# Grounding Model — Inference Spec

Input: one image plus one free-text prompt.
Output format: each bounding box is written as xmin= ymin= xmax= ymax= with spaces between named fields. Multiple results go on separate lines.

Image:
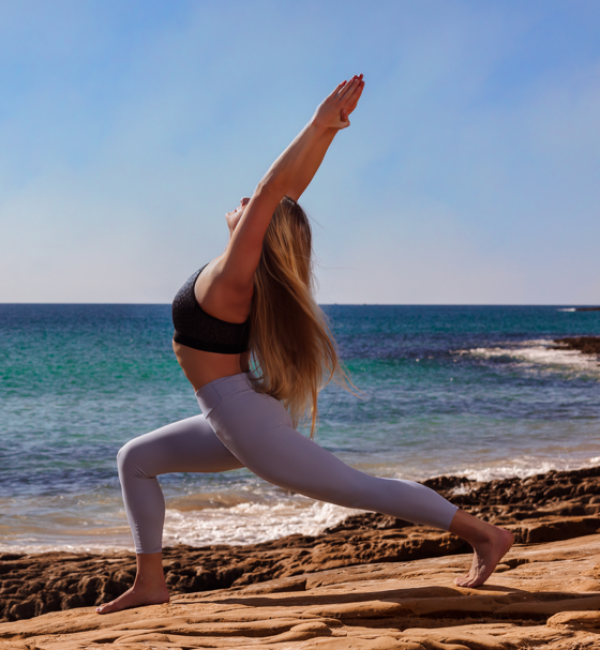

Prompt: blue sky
xmin=1 ymin=0 xmax=599 ymax=304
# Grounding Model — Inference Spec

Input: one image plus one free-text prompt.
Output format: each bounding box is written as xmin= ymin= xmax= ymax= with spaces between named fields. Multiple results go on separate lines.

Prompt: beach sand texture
xmin=3 ymin=466 xmax=600 ymax=648
xmin=2 ymin=534 xmax=600 ymax=649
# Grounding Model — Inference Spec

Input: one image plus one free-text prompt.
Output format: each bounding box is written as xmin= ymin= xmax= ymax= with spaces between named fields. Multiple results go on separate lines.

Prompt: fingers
xmin=328 ymin=79 xmax=347 ymax=99
xmin=338 ymin=80 xmax=364 ymax=119
xmin=316 ymin=75 xmax=363 ymax=130
xmin=327 ymin=75 xmax=363 ymax=105
xmin=345 ymin=80 xmax=364 ymax=112
xmin=337 ymin=74 xmax=362 ymax=100
xmin=341 ymin=75 xmax=364 ymax=105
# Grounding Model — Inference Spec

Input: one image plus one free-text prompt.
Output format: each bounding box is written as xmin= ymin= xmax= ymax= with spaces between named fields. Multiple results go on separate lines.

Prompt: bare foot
xmin=455 ymin=526 xmax=514 ymax=588
xmin=96 ymin=584 xmax=170 ymax=614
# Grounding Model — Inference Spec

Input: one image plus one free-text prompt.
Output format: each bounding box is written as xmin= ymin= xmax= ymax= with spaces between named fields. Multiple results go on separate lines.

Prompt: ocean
xmin=1 ymin=304 xmax=599 ymax=553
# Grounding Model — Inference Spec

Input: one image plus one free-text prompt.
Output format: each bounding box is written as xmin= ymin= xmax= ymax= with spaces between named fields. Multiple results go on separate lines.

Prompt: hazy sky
xmin=1 ymin=0 xmax=599 ymax=304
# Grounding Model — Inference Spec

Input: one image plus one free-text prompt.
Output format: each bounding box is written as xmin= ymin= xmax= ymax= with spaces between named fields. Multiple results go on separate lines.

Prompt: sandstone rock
xmin=3 ymin=534 xmax=600 ymax=649
xmin=3 ymin=465 xmax=600 ymax=624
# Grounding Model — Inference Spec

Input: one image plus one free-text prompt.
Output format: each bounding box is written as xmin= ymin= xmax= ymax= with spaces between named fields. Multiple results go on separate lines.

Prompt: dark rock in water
xmin=575 ymin=307 xmax=600 ymax=312
xmin=4 ymin=464 xmax=600 ymax=623
xmin=552 ymin=336 xmax=600 ymax=356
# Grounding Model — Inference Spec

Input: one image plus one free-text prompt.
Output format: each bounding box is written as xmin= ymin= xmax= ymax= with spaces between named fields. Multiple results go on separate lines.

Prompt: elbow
xmin=253 ymin=179 xmax=269 ymax=196
xmin=254 ymin=177 xmax=287 ymax=203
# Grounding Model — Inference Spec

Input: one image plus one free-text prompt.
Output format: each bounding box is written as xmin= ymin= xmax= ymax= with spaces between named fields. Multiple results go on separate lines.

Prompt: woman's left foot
xmin=96 ymin=583 xmax=170 ymax=614
xmin=455 ymin=526 xmax=514 ymax=588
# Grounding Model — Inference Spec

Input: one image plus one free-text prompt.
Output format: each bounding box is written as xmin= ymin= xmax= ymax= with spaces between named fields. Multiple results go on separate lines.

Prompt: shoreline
xmin=3 ymin=451 xmax=600 ymax=558
xmin=3 ymin=463 xmax=600 ymax=624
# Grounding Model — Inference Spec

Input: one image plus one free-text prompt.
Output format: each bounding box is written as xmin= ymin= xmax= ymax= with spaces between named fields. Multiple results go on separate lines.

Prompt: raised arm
xmin=286 ymin=84 xmax=363 ymax=202
xmin=218 ymin=75 xmax=364 ymax=297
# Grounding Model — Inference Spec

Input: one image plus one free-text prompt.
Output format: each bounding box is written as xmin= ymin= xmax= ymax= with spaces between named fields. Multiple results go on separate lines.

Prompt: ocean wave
xmin=456 ymin=339 xmax=600 ymax=376
xmin=0 ymin=498 xmax=361 ymax=554
xmin=448 ymin=455 xmax=600 ymax=483
xmin=162 ymin=499 xmax=360 ymax=548
xmin=4 ymin=454 xmax=600 ymax=554
xmin=0 ymin=542 xmax=130 ymax=555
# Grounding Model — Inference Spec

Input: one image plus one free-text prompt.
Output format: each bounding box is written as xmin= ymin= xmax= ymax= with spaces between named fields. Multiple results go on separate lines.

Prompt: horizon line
xmin=1 ymin=302 xmax=599 ymax=308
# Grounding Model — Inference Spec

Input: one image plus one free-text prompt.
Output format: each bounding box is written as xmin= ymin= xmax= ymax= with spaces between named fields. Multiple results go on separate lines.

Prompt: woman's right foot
xmin=449 ymin=509 xmax=514 ymax=588
xmin=455 ymin=526 xmax=514 ymax=588
xmin=96 ymin=584 xmax=170 ymax=614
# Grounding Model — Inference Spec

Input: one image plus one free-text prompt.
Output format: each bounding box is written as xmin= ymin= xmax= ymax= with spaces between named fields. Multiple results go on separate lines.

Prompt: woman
xmin=97 ymin=75 xmax=513 ymax=615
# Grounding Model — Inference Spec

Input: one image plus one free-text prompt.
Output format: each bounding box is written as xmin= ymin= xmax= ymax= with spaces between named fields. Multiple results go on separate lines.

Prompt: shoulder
xmin=194 ymin=255 xmax=253 ymax=323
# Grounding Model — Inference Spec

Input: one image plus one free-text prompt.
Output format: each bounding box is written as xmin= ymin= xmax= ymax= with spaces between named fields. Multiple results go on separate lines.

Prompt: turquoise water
xmin=1 ymin=304 xmax=599 ymax=551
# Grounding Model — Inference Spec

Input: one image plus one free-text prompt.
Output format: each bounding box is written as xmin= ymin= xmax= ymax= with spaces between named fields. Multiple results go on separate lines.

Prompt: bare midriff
xmin=173 ymin=341 xmax=251 ymax=392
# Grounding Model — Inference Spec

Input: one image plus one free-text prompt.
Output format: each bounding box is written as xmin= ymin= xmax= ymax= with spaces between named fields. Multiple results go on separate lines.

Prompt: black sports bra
xmin=172 ymin=265 xmax=251 ymax=354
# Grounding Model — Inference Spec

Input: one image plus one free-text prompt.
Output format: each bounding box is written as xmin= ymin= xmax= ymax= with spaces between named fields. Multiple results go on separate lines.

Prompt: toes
xmin=456 ymin=567 xmax=481 ymax=587
xmin=96 ymin=601 xmax=117 ymax=615
xmin=458 ymin=577 xmax=476 ymax=588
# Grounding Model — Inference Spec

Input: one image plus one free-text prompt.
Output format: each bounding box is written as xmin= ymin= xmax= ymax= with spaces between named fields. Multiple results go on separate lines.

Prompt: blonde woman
xmin=97 ymin=75 xmax=513 ymax=615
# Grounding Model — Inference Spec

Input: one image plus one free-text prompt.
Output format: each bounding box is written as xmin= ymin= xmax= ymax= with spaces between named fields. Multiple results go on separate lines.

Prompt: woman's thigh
xmin=204 ymin=389 xmax=457 ymax=530
xmin=206 ymin=391 xmax=372 ymax=500
xmin=118 ymin=414 xmax=245 ymax=478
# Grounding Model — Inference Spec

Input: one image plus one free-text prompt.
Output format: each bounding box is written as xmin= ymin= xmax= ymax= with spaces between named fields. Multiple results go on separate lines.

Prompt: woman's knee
xmin=117 ymin=437 xmax=149 ymax=479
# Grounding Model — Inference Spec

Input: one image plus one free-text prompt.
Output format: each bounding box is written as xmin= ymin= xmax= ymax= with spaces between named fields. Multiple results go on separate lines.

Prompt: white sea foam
xmin=0 ymin=499 xmax=361 ymax=555
xmin=3 ymin=455 xmax=600 ymax=555
xmin=0 ymin=542 xmax=131 ymax=555
xmin=450 ymin=484 xmax=471 ymax=496
xmin=558 ymin=308 xmax=577 ymax=312
xmin=162 ymin=499 xmax=360 ymax=548
xmin=457 ymin=338 xmax=600 ymax=376
xmin=448 ymin=455 xmax=600 ymax=483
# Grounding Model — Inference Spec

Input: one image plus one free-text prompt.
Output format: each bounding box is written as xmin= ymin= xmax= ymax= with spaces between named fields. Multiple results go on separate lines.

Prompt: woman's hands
xmin=217 ymin=75 xmax=365 ymax=296
xmin=313 ymin=74 xmax=365 ymax=130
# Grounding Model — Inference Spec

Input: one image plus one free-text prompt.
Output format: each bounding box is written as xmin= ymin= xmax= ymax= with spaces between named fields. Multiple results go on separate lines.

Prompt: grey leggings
xmin=118 ymin=372 xmax=458 ymax=554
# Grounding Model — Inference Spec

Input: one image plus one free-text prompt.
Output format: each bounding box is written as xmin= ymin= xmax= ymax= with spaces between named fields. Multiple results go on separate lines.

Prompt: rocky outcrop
xmin=3 ymin=534 xmax=600 ymax=649
xmin=2 ymin=465 xmax=600 ymax=624
xmin=553 ymin=336 xmax=600 ymax=355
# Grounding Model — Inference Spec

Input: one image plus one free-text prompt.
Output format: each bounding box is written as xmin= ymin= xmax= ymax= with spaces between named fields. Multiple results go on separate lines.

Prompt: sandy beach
xmin=3 ymin=464 xmax=600 ymax=648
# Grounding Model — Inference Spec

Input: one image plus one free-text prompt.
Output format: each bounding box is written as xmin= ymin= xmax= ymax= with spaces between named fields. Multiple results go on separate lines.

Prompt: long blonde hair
xmin=250 ymin=196 xmax=351 ymax=437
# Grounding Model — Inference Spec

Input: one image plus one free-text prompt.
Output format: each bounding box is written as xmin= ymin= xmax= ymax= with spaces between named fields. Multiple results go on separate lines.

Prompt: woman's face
xmin=225 ymin=197 xmax=250 ymax=234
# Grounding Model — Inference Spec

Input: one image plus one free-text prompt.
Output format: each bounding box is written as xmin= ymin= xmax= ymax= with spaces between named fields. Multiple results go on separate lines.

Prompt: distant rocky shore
xmin=553 ymin=336 xmax=600 ymax=355
xmin=3 ymin=464 xmax=600 ymax=623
